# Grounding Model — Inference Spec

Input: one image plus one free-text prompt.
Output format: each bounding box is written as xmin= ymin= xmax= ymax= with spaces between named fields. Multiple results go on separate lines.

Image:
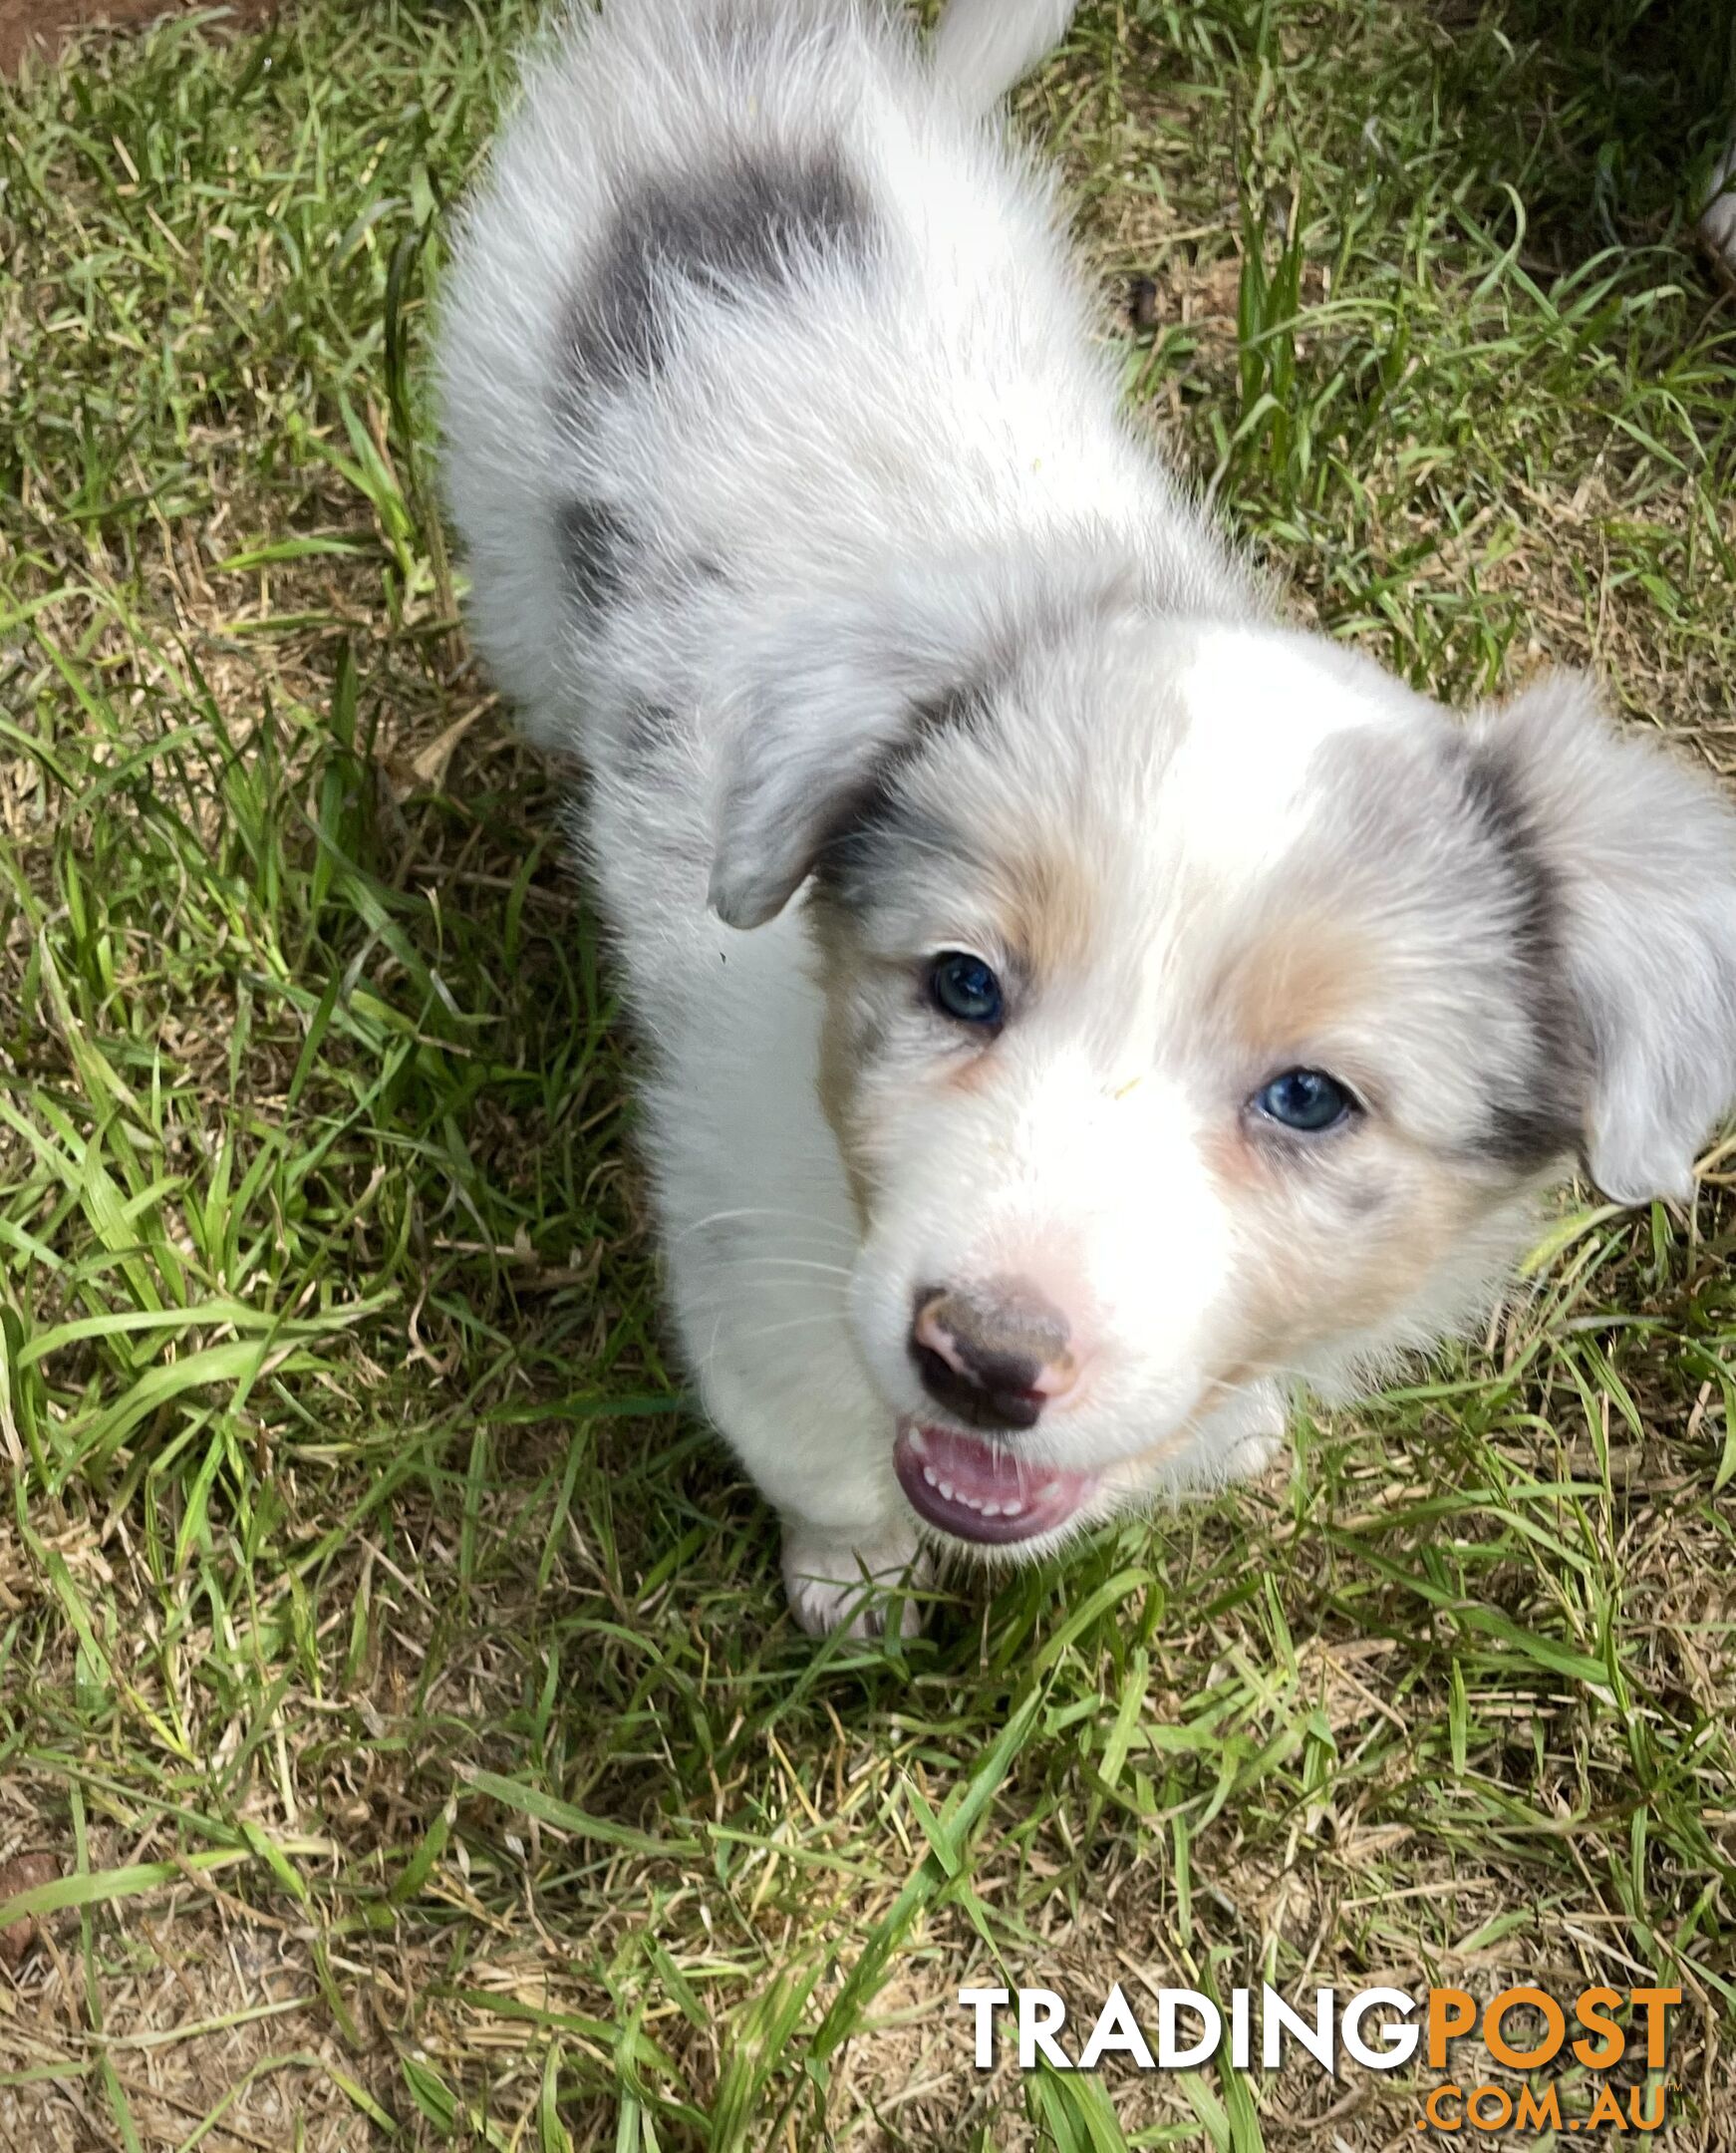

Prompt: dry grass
xmin=2 ymin=1 xmax=1735 ymax=2146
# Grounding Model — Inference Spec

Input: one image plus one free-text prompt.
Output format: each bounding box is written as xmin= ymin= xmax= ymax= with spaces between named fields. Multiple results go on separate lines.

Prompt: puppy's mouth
xmin=893 ymin=1420 xmax=1097 ymax=1545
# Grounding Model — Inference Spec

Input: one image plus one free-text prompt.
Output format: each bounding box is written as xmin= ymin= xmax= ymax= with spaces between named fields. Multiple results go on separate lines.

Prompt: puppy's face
xmin=711 ymin=593 xmax=1736 ymax=1558
xmin=802 ymin=622 xmax=1562 ymax=1548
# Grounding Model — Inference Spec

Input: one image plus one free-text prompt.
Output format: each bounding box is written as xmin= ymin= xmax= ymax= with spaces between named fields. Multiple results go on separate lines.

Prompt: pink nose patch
xmin=911 ymin=1281 xmax=1076 ymax=1389
xmin=894 ymin=1420 xmax=1097 ymax=1544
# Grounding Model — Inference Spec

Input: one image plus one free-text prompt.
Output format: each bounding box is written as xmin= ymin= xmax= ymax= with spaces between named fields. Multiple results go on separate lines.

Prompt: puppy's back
xmin=436 ymin=4 xmax=924 ymax=730
xmin=436 ymin=0 xmax=1146 ymax=758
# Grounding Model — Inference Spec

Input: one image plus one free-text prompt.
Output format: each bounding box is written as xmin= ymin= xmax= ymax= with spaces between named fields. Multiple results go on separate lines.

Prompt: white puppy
xmin=438 ymin=0 xmax=1736 ymax=1637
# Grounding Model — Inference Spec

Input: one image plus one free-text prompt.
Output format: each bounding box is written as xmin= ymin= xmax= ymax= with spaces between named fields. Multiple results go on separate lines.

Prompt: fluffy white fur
xmin=438 ymin=0 xmax=1736 ymax=1638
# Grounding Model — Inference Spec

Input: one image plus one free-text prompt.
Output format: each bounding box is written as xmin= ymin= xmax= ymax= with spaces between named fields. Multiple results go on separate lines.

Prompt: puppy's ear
xmin=1470 ymin=673 xmax=1736 ymax=1204
xmin=706 ymin=553 xmax=1119 ymax=930
xmin=705 ymin=588 xmax=951 ymax=930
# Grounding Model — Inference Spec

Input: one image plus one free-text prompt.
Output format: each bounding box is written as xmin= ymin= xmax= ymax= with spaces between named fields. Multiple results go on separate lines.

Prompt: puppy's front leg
xmin=780 ymin=1518 xmax=933 ymax=1641
xmin=1702 ymin=129 xmax=1736 ymax=286
xmin=675 ymin=1283 xmax=929 ymax=1637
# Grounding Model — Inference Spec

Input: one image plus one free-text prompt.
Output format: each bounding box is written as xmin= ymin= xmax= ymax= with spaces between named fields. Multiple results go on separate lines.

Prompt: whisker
xmin=718 ymin=1255 xmax=855 ymax=1280
xmin=725 ymin=1313 xmax=854 ymax=1348
xmin=717 ymin=1235 xmax=860 ymax=1259
xmin=674 ymin=1205 xmax=857 ymax=1247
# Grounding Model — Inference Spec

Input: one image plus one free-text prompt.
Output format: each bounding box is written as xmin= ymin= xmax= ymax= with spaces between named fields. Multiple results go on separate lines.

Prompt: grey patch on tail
xmin=565 ymin=146 xmax=877 ymax=388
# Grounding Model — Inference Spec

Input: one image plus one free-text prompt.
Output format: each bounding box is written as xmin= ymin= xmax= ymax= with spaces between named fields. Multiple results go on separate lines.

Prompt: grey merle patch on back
xmin=626 ymin=697 xmax=689 ymax=757
xmin=566 ymin=146 xmax=876 ymax=388
xmin=557 ymin=497 xmax=635 ymax=612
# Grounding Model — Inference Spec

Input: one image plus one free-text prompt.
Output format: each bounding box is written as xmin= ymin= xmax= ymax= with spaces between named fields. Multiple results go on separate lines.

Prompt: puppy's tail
xmin=928 ymin=0 xmax=1077 ymax=109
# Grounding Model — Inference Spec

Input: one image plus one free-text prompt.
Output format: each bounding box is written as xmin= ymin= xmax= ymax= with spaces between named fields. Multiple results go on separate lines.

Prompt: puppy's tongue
xmin=894 ymin=1420 xmax=1096 ymax=1544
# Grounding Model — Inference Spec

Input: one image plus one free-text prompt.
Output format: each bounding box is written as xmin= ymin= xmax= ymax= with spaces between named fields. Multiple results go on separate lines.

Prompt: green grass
xmin=2 ymin=0 xmax=1735 ymax=2145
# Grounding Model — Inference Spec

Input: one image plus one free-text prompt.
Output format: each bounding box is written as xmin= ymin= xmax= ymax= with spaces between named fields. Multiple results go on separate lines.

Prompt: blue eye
xmin=928 ymin=951 xmax=1003 ymax=1027
xmin=1252 ymin=1068 xmax=1355 ymax=1133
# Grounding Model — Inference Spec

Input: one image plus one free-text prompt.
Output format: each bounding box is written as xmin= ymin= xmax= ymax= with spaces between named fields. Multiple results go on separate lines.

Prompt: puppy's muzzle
xmin=909 ymin=1279 xmax=1077 ymax=1431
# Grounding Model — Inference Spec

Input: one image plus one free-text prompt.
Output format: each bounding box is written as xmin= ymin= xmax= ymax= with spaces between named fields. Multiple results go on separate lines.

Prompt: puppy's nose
xmin=910 ymin=1279 xmax=1077 ymax=1432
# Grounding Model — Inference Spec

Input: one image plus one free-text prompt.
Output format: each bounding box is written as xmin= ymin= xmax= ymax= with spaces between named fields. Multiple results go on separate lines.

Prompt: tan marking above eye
xmin=1211 ymin=915 xmax=1380 ymax=1067
xmin=996 ymin=837 xmax=1099 ymax=986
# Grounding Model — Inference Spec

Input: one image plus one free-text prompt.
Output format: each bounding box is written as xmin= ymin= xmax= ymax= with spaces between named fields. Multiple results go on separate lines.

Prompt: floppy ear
xmin=1470 ymin=673 xmax=1736 ymax=1204
xmin=705 ymin=585 xmax=964 ymax=930
xmin=706 ymin=551 xmax=1125 ymax=930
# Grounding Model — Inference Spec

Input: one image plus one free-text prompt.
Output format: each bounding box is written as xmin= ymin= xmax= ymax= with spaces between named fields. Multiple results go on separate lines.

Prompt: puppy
xmin=437 ymin=0 xmax=1736 ymax=1637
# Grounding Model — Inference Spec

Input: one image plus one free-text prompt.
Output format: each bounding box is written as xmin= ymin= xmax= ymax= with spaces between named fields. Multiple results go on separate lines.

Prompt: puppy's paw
xmin=1214 ymin=1385 xmax=1292 ymax=1486
xmin=1700 ymin=139 xmax=1736 ymax=288
xmin=1224 ymin=1427 xmax=1289 ymax=1484
xmin=781 ymin=1523 xmax=932 ymax=1640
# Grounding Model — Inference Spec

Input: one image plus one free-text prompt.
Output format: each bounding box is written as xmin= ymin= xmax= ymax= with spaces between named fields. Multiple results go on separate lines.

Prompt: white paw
xmin=1700 ymin=140 xmax=1736 ymax=286
xmin=781 ymin=1523 xmax=932 ymax=1639
xmin=1223 ymin=1426 xmax=1289 ymax=1483
xmin=1213 ymin=1384 xmax=1292 ymax=1485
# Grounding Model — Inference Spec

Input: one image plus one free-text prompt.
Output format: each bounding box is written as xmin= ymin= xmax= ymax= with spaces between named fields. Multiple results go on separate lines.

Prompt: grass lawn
xmin=3 ymin=0 xmax=1735 ymax=2145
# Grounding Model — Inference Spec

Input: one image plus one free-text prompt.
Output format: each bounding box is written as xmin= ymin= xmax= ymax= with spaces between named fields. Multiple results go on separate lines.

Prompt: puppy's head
xmin=708 ymin=561 xmax=1736 ymax=1554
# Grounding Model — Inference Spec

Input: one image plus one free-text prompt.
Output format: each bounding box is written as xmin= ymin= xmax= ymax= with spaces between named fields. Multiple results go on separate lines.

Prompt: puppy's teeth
xmin=939 ymin=1479 xmax=955 ymax=1500
xmin=981 ymin=1502 xmax=1001 ymax=1518
xmin=923 ymin=1467 xmax=939 ymax=1488
xmin=906 ymin=1428 xmax=928 ymax=1457
xmin=1003 ymin=1499 xmax=1022 ymax=1516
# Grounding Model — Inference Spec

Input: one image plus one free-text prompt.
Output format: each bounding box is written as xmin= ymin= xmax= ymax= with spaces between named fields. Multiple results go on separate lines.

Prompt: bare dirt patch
xmin=0 ymin=0 xmax=277 ymax=75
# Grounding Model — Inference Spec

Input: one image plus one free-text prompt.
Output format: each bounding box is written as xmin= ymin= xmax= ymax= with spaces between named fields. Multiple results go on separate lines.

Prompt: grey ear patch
xmin=707 ymin=824 xmax=820 ymax=932
xmin=567 ymin=146 xmax=876 ymax=389
xmin=1466 ymin=674 xmax=1736 ymax=1206
xmin=1454 ymin=737 xmax=1590 ymax=1173
xmin=704 ymin=550 xmax=1135 ymax=932
xmin=706 ymin=748 xmax=873 ymax=930
xmin=708 ymin=685 xmax=985 ymax=931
